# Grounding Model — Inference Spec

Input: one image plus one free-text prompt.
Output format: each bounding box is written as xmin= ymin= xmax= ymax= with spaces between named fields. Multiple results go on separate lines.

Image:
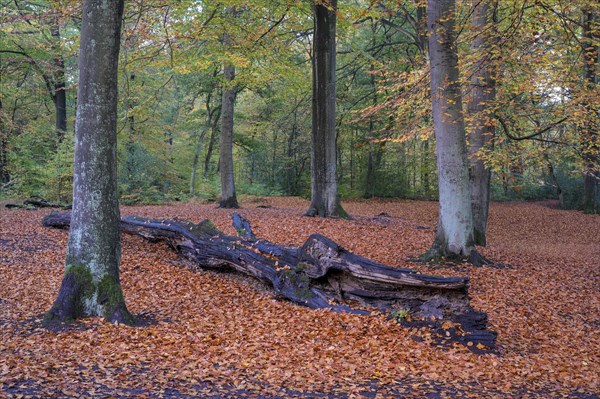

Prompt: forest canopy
xmin=1 ymin=0 xmax=598 ymax=212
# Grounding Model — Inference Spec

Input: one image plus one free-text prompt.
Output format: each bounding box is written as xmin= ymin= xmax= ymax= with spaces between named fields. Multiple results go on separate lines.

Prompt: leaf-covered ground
xmin=0 ymin=197 xmax=598 ymax=398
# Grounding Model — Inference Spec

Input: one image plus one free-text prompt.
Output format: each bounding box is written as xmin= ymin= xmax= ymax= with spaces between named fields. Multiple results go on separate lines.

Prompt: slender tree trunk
xmin=467 ymin=0 xmax=498 ymax=245
xmin=0 ymin=135 xmax=7 ymax=185
xmin=365 ymin=41 xmax=379 ymax=199
xmin=415 ymin=3 xmax=428 ymax=57
xmin=53 ymin=69 xmax=67 ymax=142
xmin=349 ymin=129 xmax=355 ymax=191
xmin=417 ymin=3 xmax=430 ymax=198
xmin=286 ymin=108 xmax=298 ymax=195
xmin=271 ymin=128 xmax=278 ymax=187
xmin=306 ymin=0 xmax=346 ymax=218
xmin=190 ymin=92 xmax=215 ymax=195
xmin=365 ymin=148 xmax=375 ymax=198
xmin=398 ymin=142 xmax=407 ymax=192
xmin=204 ymin=109 xmax=219 ymax=178
xmin=365 ymin=143 xmax=385 ymax=198
xmin=218 ymin=63 xmax=239 ymax=208
xmin=545 ymin=154 xmax=564 ymax=208
xmin=582 ymin=8 xmax=599 ymax=214
xmin=421 ymin=138 xmax=430 ymax=195
xmin=51 ymin=22 xmax=67 ymax=143
xmin=426 ymin=0 xmax=478 ymax=261
xmin=124 ymin=72 xmax=136 ymax=185
xmin=0 ymin=100 xmax=9 ymax=185
xmin=46 ymin=0 xmax=132 ymax=324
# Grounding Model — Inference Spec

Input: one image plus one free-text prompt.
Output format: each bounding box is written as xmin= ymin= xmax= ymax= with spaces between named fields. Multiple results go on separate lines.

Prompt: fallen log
xmin=6 ymin=197 xmax=71 ymax=210
xmin=43 ymin=211 xmax=496 ymax=349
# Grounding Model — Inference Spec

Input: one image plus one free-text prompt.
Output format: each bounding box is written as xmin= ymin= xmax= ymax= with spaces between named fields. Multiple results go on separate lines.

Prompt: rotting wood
xmin=43 ymin=211 xmax=497 ymax=349
xmin=6 ymin=197 xmax=70 ymax=210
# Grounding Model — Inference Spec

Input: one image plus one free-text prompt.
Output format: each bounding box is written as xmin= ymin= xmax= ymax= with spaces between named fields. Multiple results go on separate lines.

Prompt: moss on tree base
xmin=46 ymin=264 xmax=134 ymax=325
xmin=46 ymin=264 xmax=94 ymax=321
xmin=97 ymin=275 xmax=134 ymax=324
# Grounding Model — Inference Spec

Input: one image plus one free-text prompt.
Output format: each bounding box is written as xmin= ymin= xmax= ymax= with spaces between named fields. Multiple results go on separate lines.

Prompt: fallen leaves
xmin=0 ymin=197 xmax=598 ymax=397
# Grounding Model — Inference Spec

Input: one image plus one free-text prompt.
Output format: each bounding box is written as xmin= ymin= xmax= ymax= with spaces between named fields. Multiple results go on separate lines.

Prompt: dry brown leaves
xmin=0 ymin=197 xmax=598 ymax=398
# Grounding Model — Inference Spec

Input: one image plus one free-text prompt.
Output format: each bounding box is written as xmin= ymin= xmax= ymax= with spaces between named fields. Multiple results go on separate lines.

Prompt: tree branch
xmin=497 ymin=115 xmax=569 ymax=141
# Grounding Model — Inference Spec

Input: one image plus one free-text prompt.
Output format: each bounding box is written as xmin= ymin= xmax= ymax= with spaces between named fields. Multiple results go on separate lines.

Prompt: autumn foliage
xmin=0 ymin=197 xmax=598 ymax=398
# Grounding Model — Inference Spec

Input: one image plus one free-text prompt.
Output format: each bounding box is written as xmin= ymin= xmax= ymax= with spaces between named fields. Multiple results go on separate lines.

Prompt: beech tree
xmin=0 ymin=101 xmax=8 ymax=185
xmin=425 ymin=0 xmax=481 ymax=262
xmin=306 ymin=0 xmax=346 ymax=217
xmin=46 ymin=0 xmax=132 ymax=323
xmin=581 ymin=7 xmax=599 ymax=214
xmin=218 ymin=6 xmax=240 ymax=209
xmin=219 ymin=62 xmax=239 ymax=208
xmin=50 ymin=17 xmax=67 ymax=143
xmin=467 ymin=0 xmax=498 ymax=245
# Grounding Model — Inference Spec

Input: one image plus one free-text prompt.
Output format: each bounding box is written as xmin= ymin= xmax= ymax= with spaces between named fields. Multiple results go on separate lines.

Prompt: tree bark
xmin=306 ymin=0 xmax=346 ymax=218
xmin=51 ymin=21 xmax=67 ymax=143
xmin=364 ymin=39 xmax=382 ymax=199
xmin=0 ymin=100 xmax=9 ymax=185
xmin=426 ymin=0 xmax=480 ymax=262
xmin=467 ymin=0 xmax=498 ymax=245
xmin=581 ymin=8 xmax=599 ymax=214
xmin=204 ymin=103 xmax=220 ymax=178
xmin=218 ymin=63 xmax=239 ymax=208
xmin=124 ymin=72 xmax=136 ymax=186
xmin=190 ymin=91 xmax=217 ymax=195
xmin=43 ymin=211 xmax=497 ymax=348
xmin=46 ymin=0 xmax=132 ymax=324
xmin=0 ymin=132 xmax=7 ymax=185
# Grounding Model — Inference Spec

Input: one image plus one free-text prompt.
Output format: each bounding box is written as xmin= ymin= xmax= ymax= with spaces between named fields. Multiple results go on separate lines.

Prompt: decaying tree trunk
xmin=43 ymin=211 xmax=496 ymax=348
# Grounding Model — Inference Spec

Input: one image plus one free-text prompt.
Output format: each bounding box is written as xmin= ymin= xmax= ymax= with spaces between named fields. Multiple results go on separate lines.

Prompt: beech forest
xmin=0 ymin=1 xmax=598 ymax=398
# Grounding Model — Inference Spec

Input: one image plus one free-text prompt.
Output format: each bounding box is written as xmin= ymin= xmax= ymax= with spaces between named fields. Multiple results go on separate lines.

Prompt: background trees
xmin=0 ymin=0 xmax=597 ymax=214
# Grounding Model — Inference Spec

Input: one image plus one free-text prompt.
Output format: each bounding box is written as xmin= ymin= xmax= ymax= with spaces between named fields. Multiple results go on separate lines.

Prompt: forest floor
xmin=0 ymin=197 xmax=598 ymax=399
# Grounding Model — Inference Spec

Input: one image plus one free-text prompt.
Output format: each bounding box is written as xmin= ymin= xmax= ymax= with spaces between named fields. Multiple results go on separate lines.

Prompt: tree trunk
xmin=0 ymin=100 xmax=9 ymax=185
xmin=51 ymin=22 xmax=67 ymax=143
xmin=421 ymin=138 xmax=430 ymax=196
xmin=53 ymin=71 xmax=67 ymax=142
xmin=426 ymin=0 xmax=480 ymax=262
xmin=364 ymin=45 xmax=380 ymax=199
xmin=306 ymin=0 xmax=346 ymax=218
xmin=190 ymin=92 xmax=216 ymax=195
xmin=286 ymin=107 xmax=298 ymax=195
xmin=43 ymin=211 xmax=497 ymax=349
xmin=467 ymin=0 xmax=498 ymax=245
xmin=581 ymin=8 xmax=599 ymax=214
xmin=46 ymin=0 xmax=132 ymax=324
xmin=0 ymin=133 xmax=7 ymax=185
xmin=365 ymin=142 xmax=384 ymax=199
xmin=545 ymin=154 xmax=564 ymax=208
xmin=415 ymin=3 xmax=428 ymax=57
xmin=204 ymin=103 xmax=220 ymax=178
xmin=124 ymin=72 xmax=136 ymax=186
xmin=218 ymin=63 xmax=239 ymax=208
xmin=365 ymin=148 xmax=376 ymax=198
